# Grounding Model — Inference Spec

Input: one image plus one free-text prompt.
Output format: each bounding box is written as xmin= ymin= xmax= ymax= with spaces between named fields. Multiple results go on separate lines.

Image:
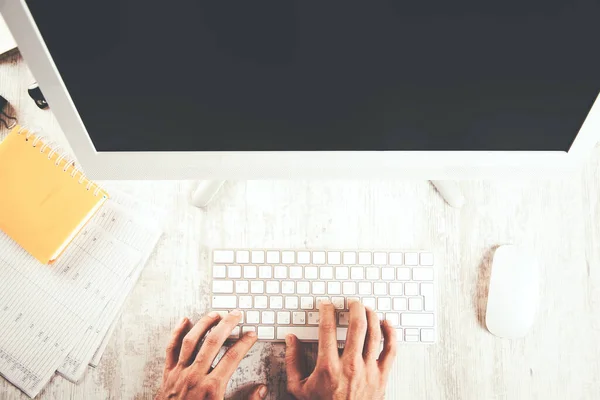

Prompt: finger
xmin=363 ymin=307 xmax=382 ymax=363
xmin=165 ymin=317 xmax=193 ymax=370
xmin=211 ymin=331 xmax=258 ymax=381
xmin=193 ymin=310 xmax=243 ymax=372
xmin=285 ymin=334 xmax=304 ymax=394
xmin=178 ymin=311 xmax=222 ymax=366
xmin=378 ymin=320 xmax=398 ymax=379
xmin=343 ymin=300 xmax=368 ymax=359
xmin=317 ymin=300 xmax=339 ymax=362
xmin=247 ymin=384 xmax=268 ymax=400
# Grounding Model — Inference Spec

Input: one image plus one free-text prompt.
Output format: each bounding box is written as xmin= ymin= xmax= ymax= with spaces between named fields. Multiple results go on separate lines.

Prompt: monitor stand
xmin=192 ymin=180 xmax=465 ymax=209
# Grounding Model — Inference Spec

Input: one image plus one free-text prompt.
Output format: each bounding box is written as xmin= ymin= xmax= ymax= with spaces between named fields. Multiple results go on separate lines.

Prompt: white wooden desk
xmin=1 ymin=52 xmax=600 ymax=400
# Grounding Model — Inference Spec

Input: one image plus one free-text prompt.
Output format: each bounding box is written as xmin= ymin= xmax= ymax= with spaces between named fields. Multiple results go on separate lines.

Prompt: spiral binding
xmin=14 ymin=126 xmax=105 ymax=197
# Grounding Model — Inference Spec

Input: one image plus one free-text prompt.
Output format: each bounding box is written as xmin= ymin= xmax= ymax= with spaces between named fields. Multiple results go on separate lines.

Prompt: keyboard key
xmin=254 ymin=296 xmax=268 ymax=309
xmin=405 ymin=252 xmax=418 ymax=266
xmin=242 ymin=326 xmax=256 ymax=334
xmin=258 ymin=265 xmax=272 ymax=279
xmin=328 ymin=251 xmax=341 ymax=265
xmin=277 ymin=311 xmax=291 ymax=324
xmin=366 ymin=267 xmax=379 ymax=280
xmin=421 ymin=329 xmax=435 ymax=342
xmin=213 ymin=265 xmax=227 ymax=278
xmin=401 ymin=313 xmax=434 ymax=327
xmin=262 ymin=311 xmax=275 ymax=324
xmin=327 ymin=281 xmax=341 ymax=295
xmin=378 ymin=298 xmax=391 ymax=311
xmin=343 ymin=252 xmax=357 ymax=265
xmin=305 ymin=266 xmax=318 ymax=279
xmin=342 ymin=282 xmax=356 ymax=295
xmin=312 ymin=281 xmax=326 ymax=295
xmin=235 ymin=281 xmax=249 ymax=293
xmin=281 ymin=251 xmax=295 ymax=264
xmin=332 ymin=297 xmax=345 ymax=309
xmin=390 ymin=282 xmax=403 ymax=296
xmin=393 ymin=298 xmax=407 ymax=311
xmin=274 ymin=266 xmax=287 ymax=279
xmin=236 ymin=250 xmax=250 ymax=264
xmin=276 ymin=327 xmax=348 ymax=341
xmin=250 ymin=281 xmax=264 ymax=293
xmin=297 ymin=281 xmax=310 ymax=294
xmin=413 ymin=268 xmax=434 ymax=281
xmin=421 ymin=283 xmax=435 ymax=311
xmin=297 ymin=251 xmax=311 ymax=264
xmin=405 ymin=335 xmax=419 ymax=342
xmin=313 ymin=251 xmax=326 ymax=264
xmin=362 ymin=297 xmax=376 ymax=310
xmin=251 ymin=250 xmax=265 ymax=264
xmin=307 ymin=312 xmax=320 ymax=325
xmin=374 ymin=282 xmax=387 ymax=295
xmin=293 ymin=311 xmax=306 ymax=324
xmin=212 ymin=296 xmax=236 ymax=308
xmin=385 ymin=313 xmax=400 ymax=327
xmin=346 ymin=297 xmax=360 ymax=307
xmin=243 ymin=265 xmax=257 ymax=279
xmin=266 ymin=281 xmax=280 ymax=294
xmin=389 ymin=252 xmax=403 ymax=265
xmin=246 ymin=311 xmax=260 ymax=324
xmin=358 ymin=282 xmax=372 ymax=295
xmin=320 ymin=266 xmax=334 ymax=280
xmin=396 ymin=329 xmax=403 ymax=342
xmin=420 ymin=253 xmax=434 ymax=266
xmin=213 ymin=280 xmax=234 ymax=293
xmin=214 ymin=310 xmax=229 ymax=319
xmin=289 ymin=266 xmax=303 ymax=279
xmin=239 ymin=296 xmax=253 ymax=309
xmin=316 ymin=297 xmax=330 ymax=308
xmin=282 ymin=281 xmax=295 ymax=294
xmin=351 ymin=267 xmax=364 ymax=280
xmin=301 ymin=297 xmax=314 ymax=309
xmin=270 ymin=296 xmax=283 ymax=309
xmin=266 ymin=250 xmax=280 ymax=264
xmin=335 ymin=266 xmax=349 ymax=280
xmin=409 ymin=297 xmax=423 ymax=311
xmin=338 ymin=312 xmax=350 ymax=325
xmin=373 ymin=252 xmax=387 ymax=265
xmin=405 ymin=283 xmax=419 ymax=296
xmin=377 ymin=312 xmax=384 ymax=320
xmin=358 ymin=252 xmax=372 ymax=265
xmin=213 ymin=250 xmax=234 ymax=264
xmin=229 ymin=326 xmax=240 ymax=339
xmin=228 ymin=265 xmax=241 ymax=279
xmin=258 ymin=326 xmax=275 ymax=339
xmin=381 ymin=267 xmax=395 ymax=281
xmin=405 ymin=328 xmax=419 ymax=336
xmin=396 ymin=267 xmax=411 ymax=280
xmin=285 ymin=296 xmax=299 ymax=309
xmin=214 ymin=250 xmax=234 ymax=263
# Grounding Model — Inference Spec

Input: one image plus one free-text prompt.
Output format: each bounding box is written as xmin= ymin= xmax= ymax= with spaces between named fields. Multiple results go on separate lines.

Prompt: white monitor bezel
xmin=2 ymin=0 xmax=599 ymax=179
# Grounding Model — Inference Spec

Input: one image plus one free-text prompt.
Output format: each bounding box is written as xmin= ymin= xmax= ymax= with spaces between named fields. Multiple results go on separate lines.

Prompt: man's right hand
xmin=284 ymin=300 xmax=397 ymax=400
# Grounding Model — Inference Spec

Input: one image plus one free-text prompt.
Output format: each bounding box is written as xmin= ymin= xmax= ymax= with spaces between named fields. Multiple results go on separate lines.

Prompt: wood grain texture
xmin=1 ymin=51 xmax=600 ymax=400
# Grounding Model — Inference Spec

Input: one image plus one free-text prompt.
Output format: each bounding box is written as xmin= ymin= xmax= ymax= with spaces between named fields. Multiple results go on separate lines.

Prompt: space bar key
xmin=277 ymin=327 xmax=348 ymax=341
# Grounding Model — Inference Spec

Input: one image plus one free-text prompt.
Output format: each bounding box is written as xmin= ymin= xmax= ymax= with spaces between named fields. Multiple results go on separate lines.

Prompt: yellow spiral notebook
xmin=0 ymin=126 xmax=109 ymax=264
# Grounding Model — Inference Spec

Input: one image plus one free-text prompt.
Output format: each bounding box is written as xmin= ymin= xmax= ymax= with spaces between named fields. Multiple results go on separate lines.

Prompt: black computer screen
xmin=26 ymin=0 xmax=600 ymax=151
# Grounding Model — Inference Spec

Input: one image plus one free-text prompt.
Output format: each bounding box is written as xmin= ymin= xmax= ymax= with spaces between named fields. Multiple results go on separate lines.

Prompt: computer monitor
xmin=2 ymin=0 xmax=599 ymax=179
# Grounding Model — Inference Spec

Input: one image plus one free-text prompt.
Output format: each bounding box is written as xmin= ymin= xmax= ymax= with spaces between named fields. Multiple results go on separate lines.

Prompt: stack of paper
xmin=0 ymin=190 xmax=163 ymax=397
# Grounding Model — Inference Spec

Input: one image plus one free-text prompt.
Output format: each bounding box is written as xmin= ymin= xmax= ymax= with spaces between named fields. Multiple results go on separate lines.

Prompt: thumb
xmin=247 ymin=384 xmax=268 ymax=400
xmin=285 ymin=334 xmax=303 ymax=393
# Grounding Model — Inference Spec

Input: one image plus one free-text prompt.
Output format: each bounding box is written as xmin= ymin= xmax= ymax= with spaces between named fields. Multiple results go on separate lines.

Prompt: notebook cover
xmin=0 ymin=127 xmax=108 ymax=264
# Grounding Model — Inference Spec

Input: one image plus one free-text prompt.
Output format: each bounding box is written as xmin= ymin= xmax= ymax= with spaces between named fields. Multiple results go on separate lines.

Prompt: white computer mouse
xmin=485 ymin=245 xmax=539 ymax=338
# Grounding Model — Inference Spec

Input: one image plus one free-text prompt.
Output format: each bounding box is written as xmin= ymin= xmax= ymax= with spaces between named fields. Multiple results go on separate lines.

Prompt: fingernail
xmin=319 ymin=299 xmax=331 ymax=306
xmin=180 ymin=317 xmax=188 ymax=326
xmin=207 ymin=311 xmax=218 ymax=318
xmin=230 ymin=309 xmax=241 ymax=316
xmin=285 ymin=334 xmax=294 ymax=346
xmin=259 ymin=385 xmax=268 ymax=398
xmin=247 ymin=330 xmax=257 ymax=338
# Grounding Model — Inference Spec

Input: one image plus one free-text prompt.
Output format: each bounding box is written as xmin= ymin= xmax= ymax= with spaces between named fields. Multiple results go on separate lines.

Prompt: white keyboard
xmin=210 ymin=249 xmax=436 ymax=344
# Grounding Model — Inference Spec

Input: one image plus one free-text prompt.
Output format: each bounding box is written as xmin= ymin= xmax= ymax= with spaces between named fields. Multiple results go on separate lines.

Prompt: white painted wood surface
xmin=1 ymin=51 xmax=600 ymax=400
